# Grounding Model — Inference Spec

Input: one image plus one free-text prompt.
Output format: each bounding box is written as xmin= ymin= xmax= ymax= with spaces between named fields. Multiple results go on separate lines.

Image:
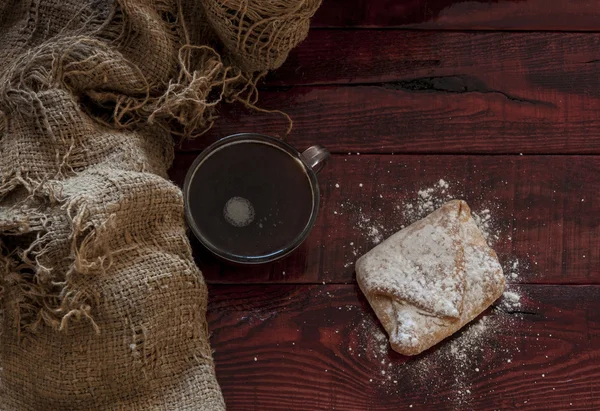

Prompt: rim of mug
xmin=182 ymin=133 xmax=321 ymax=265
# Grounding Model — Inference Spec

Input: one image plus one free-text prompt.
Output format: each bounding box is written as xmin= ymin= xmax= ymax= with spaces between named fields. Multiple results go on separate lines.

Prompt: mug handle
xmin=301 ymin=146 xmax=329 ymax=174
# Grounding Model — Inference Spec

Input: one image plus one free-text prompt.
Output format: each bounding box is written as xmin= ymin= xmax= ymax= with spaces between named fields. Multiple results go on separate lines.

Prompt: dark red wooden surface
xmin=207 ymin=284 xmax=600 ymax=410
xmin=178 ymin=85 xmax=600 ymax=154
xmin=169 ymin=3 xmax=600 ymax=410
xmin=266 ymin=31 xmax=600 ymax=88
xmin=311 ymin=0 xmax=600 ymax=30
xmin=177 ymin=31 xmax=600 ymax=154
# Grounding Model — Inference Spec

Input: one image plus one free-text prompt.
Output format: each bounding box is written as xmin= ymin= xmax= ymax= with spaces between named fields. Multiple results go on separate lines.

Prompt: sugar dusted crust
xmin=356 ymin=200 xmax=505 ymax=356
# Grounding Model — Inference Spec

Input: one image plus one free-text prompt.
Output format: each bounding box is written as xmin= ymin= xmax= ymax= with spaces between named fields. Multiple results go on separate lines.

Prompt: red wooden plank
xmin=177 ymin=85 xmax=600 ymax=154
xmin=176 ymin=31 xmax=600 ymax=154
xmin=311 ymin=0 xmax=600 ymax=30
xmin=171 ymin=154 xmax=599 ymax=285
xmin=267 ymin=31 xmax=600 ymax=87
xmin=207 ymin=284 xmax=600 ymax=410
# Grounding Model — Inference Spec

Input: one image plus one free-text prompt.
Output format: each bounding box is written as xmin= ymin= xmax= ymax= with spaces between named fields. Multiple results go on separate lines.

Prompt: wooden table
xmin=169 ymin=2 xmax=600 ymax=409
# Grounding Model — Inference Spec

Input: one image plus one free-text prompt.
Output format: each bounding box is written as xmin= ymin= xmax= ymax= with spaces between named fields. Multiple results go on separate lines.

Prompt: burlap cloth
xmin=0 ymin=0 xmax=320 ymax=409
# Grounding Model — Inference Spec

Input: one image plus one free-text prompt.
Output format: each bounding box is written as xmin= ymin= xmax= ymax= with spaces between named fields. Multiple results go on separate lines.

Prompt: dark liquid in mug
xmin=187 ymin=141 xmax=314 ymax=259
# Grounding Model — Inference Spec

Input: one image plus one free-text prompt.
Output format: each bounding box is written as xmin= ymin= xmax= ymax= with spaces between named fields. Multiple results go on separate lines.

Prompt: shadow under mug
xmin=183 ymin=133 xmax=329 ymax=264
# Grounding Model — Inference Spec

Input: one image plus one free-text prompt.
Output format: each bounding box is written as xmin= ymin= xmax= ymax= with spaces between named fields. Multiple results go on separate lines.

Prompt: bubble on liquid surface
xmin=223 ymin=197 xmax=255 ymax=227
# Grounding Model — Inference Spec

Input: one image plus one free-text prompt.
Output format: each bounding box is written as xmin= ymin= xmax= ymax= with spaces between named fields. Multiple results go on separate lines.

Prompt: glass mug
xmin=183 ymin=133 xmax=329 ymax=264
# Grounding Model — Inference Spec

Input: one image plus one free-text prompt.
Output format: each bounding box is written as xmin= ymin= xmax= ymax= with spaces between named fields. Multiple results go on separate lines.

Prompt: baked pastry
xmin=356 ymin=200 xmax=505 ymax=356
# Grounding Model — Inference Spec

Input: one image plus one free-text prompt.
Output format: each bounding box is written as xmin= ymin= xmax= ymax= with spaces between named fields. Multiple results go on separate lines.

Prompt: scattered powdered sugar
xmin=505 ymin=258 xmax=524 ymax=282
xmin=509 ymin=262 xmax=519 ymax=280
xmin=403 ymin=180 xmax=500 ymax=247
xmin=366 ymin=227 xmax=384 ymax=245
xmin=449 ymin=318 xmax=489 ymax=362
xmin=499 ymin=291 xmax=522 ymax=310
xmin=338 ymin=207 xmax=387 ymax=264
xmin=353 ymin=308 xmax=522 ymax=409
xmin=498 ymin=257 xmax=528 ymax=312
xmin=337 ymin=178 xmax=508 ymax=269
xmin=411 ymin=309 xmax=523 ymax=409
xmin=404 ymin=179 xmax=454 ymax=223
xmin=497 ymin=258 xmax=526 ymax=312
xmin=472 ymin=209 xmax=499 ymax=244
xmin=373 ymin=325 xmax=389 ymax=355
xmin=355 ymin=316 xmax=391 ymax=363
xmin=351 ymin=284 xmax=529 ymax=408
xmin=355 ymin=214 xmax=384 ymax=245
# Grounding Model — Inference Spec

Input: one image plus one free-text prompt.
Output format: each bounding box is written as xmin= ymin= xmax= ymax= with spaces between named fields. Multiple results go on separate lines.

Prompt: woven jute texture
xmin=0 ymin=0 xmax=320 ymax=409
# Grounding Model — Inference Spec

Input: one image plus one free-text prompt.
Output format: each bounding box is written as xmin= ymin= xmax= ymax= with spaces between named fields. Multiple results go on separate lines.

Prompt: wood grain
xmin=177 ymin=85 xmax=600 ymax=154
xmin=176 ymin=31 xmax=600 ymax=154
xmin=179 ymin=40 xmax=600 ymax=154
xmin=208 ymin=284 xmax=600 ymax=410
xmin=266 ymin=31 xmax=600 ymax=87
xmin=311 ymin=0 xmax=600 ymax=30
xmin=171 ymin=154 xmax=599 ymax=285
